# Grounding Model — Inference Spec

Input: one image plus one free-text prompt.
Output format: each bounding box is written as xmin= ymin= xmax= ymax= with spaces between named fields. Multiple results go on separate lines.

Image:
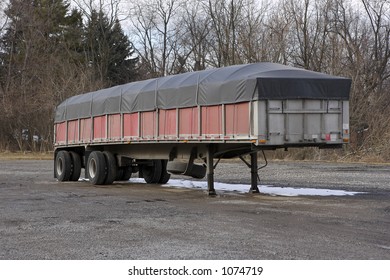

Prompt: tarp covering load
xmin=55 ymin=62 xmax=351 ymax=122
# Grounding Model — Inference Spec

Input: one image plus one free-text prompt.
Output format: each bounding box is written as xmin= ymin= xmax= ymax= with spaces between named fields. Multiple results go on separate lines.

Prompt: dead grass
xmin=0 ymin=151 xmax=53 ymax=160
xmin=0 ymin=147 xmax=388 ymax=164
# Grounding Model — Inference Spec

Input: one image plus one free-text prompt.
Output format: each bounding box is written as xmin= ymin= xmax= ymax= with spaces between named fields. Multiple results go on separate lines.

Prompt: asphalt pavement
xmin=0 ymin=159 xmax=389 ymax=259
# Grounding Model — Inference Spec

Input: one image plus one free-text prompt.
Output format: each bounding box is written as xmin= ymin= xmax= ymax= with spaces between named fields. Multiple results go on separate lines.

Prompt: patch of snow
xmin=376 ymin=245 xmax=390 ymax=250
xmin=129 ymin=178 xmax=364 ymax=197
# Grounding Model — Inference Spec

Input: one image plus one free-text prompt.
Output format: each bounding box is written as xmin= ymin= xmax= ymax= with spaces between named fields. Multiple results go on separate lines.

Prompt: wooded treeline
xmin=0 ymin=0 xmax=389 ymax=161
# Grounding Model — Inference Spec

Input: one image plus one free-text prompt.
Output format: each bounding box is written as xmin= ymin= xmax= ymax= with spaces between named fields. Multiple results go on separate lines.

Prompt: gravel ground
xmin=0 ymin=159 xmax=389 ymax=259
xmin=215 ymin=160 xmax=390 ymax=192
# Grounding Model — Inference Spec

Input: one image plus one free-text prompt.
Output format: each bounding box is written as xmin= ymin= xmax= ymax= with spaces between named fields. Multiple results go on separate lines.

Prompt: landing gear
xmin=204 ymin=148 xmax=267 ymax=195
xmin=239 ymin=150 xmax=267 ymax=194
xmin=250 ymin=153 xmax=260 ymax=193
xmin=206 ymin=145 xmax=216 ymax=196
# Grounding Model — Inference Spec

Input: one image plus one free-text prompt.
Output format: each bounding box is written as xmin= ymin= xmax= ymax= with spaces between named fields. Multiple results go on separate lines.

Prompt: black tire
xmin=115 ymin=166 xmax=132 ymax=181
xmin=87 ymin=151 xmax=107 ymax=185
xmin=142 ymin=160 xmax=162 ymax=184
xmin=103 ymin=151 xmax=117 ymax=185
xmin=55 ymin=151 xmax=72 ymax=182
xmin=69 ymin=151 xmax=81 ymax=181
xmin=158 ymin=160 xmax=171 ymax=184
xmin=121 ymin=166 xmax=132 ymax=181
xmin=115 ymin=168 xmax=124 ymax=181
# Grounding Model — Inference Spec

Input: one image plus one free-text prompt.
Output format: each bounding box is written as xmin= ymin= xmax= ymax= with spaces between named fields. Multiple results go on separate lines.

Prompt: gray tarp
xmin=55 ymin=62 xmax=351 ymax=122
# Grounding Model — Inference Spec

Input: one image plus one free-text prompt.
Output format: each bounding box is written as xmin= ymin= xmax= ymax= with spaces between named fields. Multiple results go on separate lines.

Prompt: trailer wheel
xmin=158 ymin=160 xmax=171 ymax=184
xmin=87 ymin=151 xmax=107 ymax=185
xmin=121 ymin=166 xmax=132 ymax=181
xmin=115 ymin=168 xmax=124 ymax=181
xmin=142 ymin=160 xmax=162 ymax=184
xmin=115 ymin=166 xmax=132 ymax=181
xmin=55 ymin=151 xmax=72 ymax=182
xmin=103 ymin=151 xmax=117 ymax=185
xmin=69 ymin=151 xmax=81 ymax=181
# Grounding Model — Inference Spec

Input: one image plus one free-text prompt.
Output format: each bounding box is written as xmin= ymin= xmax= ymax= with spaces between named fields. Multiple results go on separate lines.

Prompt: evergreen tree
xmin=108 ymin=19 xmax=138 ymax=85
xmin=83 ymin=9 xmax=138 ymax=87
xmin=1 ymin=0 xmax=82 ymax=61
xmin=0 ymin=0 xmax=84 ymax=98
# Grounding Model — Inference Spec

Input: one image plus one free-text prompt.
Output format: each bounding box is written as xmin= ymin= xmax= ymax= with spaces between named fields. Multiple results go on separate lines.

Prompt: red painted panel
xmin=67 ymin=120 xmax=79 ymax=143
xmin=201 ymin=105 xmax=222 ymax=135
xmin=235 ymin=102 xmax=250 ymax=135
xmin=80 ymin=118 xmax=92 ymax=142
xmin=179 ymin=107 xmax=198 ymax=137
xmin=108 ymin=114 xmax=121 ymax=140
xmin=55 ymin=122 xmax=66 ymax=144
xmin=93 ymin=115 xmax=106 ymax=140
xmin=159 ymin=109 xmax=176 ymax=137
xmin=192 ymin=108 xmax=199 ymax=136
xmin=225 ymin=105 xmax=234 ymax=135
xmin=123 ymin=113 xmax=139 ymax=138
xmin=225 ymin=102 xmax=250 ymax=135
xmin=141 ymin=111 xmax=156 ymax=138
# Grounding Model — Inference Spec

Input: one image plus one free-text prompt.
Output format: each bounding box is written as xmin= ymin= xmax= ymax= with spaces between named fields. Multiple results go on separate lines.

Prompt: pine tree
xmin=108 ymin=19 xmax=138 ymax=85
xmin=83 ymin=9 xmax=138 ymax=87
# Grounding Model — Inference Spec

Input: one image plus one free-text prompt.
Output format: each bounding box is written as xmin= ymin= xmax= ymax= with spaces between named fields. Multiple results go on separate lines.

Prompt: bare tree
xmin=206 ymin=0 xmax=245 ymax=67
xmin=282 ymin=0 xmax=336 ymax=71
xmin=361 ymin=0 xmax=390 ymax=93
xmin=0 ymin=1 xmax=8 ymax=33
xmin=129 ymin=0 xmax=185 ymax=77
xmin=239 ymin=0 xmax=291 ymax=64
xmin=179 ymin=0 xmax=211 ymax=71
xmin=73 ymin=0 xmax=126 ymax=23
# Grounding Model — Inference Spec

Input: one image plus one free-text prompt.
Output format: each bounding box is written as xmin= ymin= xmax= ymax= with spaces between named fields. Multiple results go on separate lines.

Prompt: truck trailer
xmin=53 ymin=62 xmax=351 ymax=195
